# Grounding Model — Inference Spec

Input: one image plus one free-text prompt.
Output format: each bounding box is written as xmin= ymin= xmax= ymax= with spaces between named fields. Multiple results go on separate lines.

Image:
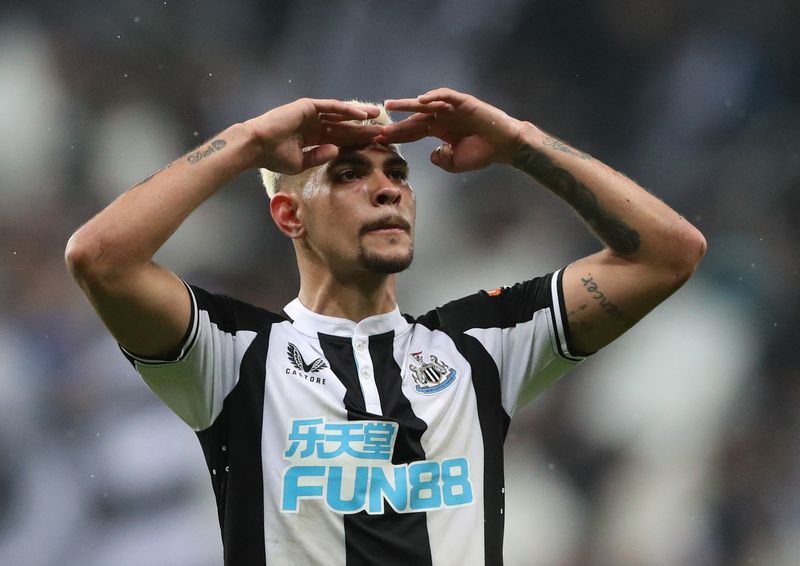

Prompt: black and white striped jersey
xmin=121 ymin=268 xmax=588 ymax=566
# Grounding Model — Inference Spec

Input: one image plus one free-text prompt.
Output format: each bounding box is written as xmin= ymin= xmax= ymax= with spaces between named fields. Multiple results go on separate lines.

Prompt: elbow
xmin=669 ymin=227 xmax=707 ymax=286
xmin=64 ymin=229 xmax=114 ymax=286
xmin=65 ymin=230 xmax=96 ymax=282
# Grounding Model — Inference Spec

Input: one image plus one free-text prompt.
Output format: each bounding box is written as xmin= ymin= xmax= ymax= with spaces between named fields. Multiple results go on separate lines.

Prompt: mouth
xmin=361 ymin=216 xmax=411 ymax=236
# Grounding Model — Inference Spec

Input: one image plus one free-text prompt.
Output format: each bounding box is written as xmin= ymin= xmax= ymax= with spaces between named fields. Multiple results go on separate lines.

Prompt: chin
xmin=358 ymin=246 xmax=414 ymax=274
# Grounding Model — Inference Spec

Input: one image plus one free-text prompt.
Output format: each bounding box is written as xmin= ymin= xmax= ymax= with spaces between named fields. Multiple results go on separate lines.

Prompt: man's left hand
xmin=379 ymin=88 xmax=525 ymax=173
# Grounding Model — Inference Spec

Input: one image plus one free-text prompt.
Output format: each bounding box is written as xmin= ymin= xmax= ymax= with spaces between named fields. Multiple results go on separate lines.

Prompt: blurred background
xmin=1 ymin=1 xmax=798 ymax=564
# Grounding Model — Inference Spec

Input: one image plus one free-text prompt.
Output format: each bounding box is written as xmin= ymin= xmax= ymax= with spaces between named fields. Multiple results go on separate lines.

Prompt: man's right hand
xmin=243 ymin=98 xmax=382 ymax=174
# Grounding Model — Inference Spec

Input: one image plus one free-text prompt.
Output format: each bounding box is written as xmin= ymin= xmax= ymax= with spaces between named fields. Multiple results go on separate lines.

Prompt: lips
xmin=361 ymin=216 xmax=410 ymax=235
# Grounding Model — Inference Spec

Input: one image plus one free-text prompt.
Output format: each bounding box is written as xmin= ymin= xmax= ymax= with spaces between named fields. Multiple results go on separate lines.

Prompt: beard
xmin=357 ymin=241 xmax=414 ymax=273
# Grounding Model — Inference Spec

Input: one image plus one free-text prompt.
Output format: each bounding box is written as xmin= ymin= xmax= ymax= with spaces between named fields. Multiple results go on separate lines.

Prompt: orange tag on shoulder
xmin=486 ymin=288 xmax=503 ymax=297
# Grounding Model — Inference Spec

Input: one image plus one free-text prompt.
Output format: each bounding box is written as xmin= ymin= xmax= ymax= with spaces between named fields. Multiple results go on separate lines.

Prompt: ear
xmin=270 ymin=192 xmax=306 ymax=239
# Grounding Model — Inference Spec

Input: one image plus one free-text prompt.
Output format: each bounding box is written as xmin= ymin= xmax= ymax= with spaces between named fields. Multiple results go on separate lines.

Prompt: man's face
xmin=299 ymin=143 xmax=416 ymax=275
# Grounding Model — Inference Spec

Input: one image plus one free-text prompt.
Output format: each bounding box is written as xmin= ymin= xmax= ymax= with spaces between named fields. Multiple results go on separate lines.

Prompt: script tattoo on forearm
xmin=187 ymin=139 xmax=227 ymax=164
xmin=580 ymin=273 xmax=636 ymax=328
xmin=543 ymin=136 xmax=591 ymax=160
xmin=513 ymin=143 xmax=640 ymax=254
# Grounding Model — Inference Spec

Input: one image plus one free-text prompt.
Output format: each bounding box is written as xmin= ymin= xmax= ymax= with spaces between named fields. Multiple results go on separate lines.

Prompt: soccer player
xmin=65 ymin=88 xmax=706 ymax=565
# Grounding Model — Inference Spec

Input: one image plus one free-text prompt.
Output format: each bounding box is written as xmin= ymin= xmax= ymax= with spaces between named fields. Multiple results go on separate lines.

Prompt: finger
xmin=302 ymin=144 xmax=339 ymax=169
xmin=430 ymin=142 xmax=455 ymax=172
xmin=377 ymin=114 xmax=433 ymax=144
xmin=311 ymin=99 xmax=379 ymax=119
xmin=319 ymin=113 xmax=366 ymax=123
xmin=317 ymin=121 xmax=384 ymax=146
xmin=418 ymin=88 xmax=467 ymax=105
xmin=384 ymin=98 xmax=454 ymax=114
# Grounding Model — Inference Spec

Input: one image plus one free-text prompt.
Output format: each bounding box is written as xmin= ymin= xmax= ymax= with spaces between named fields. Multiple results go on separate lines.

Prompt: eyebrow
xmin=327 ymin=153 xmax=409 ymax=172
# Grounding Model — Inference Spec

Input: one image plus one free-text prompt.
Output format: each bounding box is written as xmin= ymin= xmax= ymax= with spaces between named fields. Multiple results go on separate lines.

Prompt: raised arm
xmin=65 ymin=99 xmax=381 ymax=359
xmin=382 ymin=88 xmax=706 ymax=356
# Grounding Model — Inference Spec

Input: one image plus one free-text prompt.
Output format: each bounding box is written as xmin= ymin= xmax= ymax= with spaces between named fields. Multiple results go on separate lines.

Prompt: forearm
xmin=512 ymin=123 xmax=705 ymax=273
xmin=66 ymin=122 xmax=260 ymax=280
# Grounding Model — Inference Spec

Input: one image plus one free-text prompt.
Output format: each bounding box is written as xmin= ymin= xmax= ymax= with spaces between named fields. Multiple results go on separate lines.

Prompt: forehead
xmin=328 ymin=143 xmax=405 ymax=167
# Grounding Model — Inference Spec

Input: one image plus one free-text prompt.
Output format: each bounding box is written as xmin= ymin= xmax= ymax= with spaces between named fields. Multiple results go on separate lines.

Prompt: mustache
xmin=359 ymin=215 xmax=411 ymax=235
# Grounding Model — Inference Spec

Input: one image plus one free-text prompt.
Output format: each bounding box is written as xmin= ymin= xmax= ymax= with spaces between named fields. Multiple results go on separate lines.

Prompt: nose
xmin=370 ymin=172 xmax=403 ymax=207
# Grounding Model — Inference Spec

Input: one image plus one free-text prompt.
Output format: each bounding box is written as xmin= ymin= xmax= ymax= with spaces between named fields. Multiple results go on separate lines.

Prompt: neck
xmin=297 ymin=268 xmax=398 ymax=322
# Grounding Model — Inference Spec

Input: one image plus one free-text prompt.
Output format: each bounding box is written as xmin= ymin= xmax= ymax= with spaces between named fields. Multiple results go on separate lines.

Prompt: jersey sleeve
xmin=426 ymin=267 xmax=590 ymax=417
xmin=119 ymin=282 xmax=262 ymax=431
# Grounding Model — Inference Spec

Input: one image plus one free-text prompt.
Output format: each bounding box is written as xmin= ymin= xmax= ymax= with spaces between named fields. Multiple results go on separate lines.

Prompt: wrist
xmin=226 ymin=121 xmax=264 ymax=173
xmin=499 ymin=119 xmax=544 ymax=166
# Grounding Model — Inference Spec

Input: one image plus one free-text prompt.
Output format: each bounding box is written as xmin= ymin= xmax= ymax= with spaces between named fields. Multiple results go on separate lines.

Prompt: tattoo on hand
xmin=513 ymin=144 xmax=640 ymax=255
xmin=543 ymin=136 xmax=591 ymax=160
xmin=580 ymin=273 xmax=636 ymax=328
xmin=187 ymin=139 xmax=227 ymax=164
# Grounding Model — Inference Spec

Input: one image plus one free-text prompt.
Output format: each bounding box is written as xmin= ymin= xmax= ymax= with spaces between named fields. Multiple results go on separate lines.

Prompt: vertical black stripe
xmin=319 ymin=332 xmax=433 ymax=566
xmin=319 ymin=334 xmax=367 ymax=412
xmin=452 ymin=333 xmax=509 ymax=566
xmin=196 ymin=328 xmax=271 ymax=566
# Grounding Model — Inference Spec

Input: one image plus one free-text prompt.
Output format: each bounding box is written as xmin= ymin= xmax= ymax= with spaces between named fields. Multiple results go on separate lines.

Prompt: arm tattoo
xmin=513 ymin=143 xmax=640 ymax=255
xmin=580 ymin=273 xmax=636 ymax=328
xmin=187 ymin=139 xmax=227 ymax=165
xmin=543 ymin=136 xmax=591 ymax=160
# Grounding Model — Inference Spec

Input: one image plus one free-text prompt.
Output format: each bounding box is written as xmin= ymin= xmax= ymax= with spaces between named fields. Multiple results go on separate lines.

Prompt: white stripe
xmin=549 ymin=268 xmax=584 ymax=362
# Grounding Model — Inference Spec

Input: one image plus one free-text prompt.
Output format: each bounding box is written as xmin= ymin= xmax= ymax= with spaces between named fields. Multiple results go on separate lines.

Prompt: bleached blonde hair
xmin=260 ymin=100 xmax=394 ymax=198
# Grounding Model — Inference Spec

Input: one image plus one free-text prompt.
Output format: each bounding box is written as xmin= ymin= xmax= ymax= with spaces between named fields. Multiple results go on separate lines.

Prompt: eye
xmin=335 ymin=169 xmax=359 ymax=182
xmin=388 ymin=169 xmax=408 ymax=181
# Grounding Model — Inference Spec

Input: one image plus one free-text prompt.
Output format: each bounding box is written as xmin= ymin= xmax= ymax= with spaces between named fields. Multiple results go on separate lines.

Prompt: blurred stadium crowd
xmin=1 ymin=1 xmax=799 ymax=564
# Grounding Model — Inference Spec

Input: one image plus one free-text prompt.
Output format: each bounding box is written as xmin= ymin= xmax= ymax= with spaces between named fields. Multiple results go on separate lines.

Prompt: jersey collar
xmin=283 ymin=298 xmax=409 ymax=338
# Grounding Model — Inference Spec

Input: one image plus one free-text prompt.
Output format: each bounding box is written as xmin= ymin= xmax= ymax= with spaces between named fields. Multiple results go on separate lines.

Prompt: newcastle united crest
xmin=409 ymin=351 xmax=457 ymax=395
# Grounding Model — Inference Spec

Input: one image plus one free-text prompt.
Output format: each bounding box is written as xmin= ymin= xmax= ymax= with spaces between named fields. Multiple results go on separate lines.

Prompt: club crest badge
xmin=408 ymin=351 xmax=457 ymax=395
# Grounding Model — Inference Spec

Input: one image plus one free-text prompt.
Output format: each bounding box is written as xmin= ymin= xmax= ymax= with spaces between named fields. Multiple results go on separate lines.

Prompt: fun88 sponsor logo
xmin=281 ymin=417 xmax=474 ymax=514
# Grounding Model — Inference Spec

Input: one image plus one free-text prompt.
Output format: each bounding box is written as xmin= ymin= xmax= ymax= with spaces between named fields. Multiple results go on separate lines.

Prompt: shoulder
xmin=188 ymin=283 xmax=288 ymax=334
xmin=410 ymin=272 xmax=556 ymax=334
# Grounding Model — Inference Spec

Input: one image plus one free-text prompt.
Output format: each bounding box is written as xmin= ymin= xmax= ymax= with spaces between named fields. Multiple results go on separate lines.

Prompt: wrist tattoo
xmin=187 ymin=139 xmax=227 ymax=164
xmin=513 ymin=144 xmax=640 ymax=255
xmin=543 ymin=136 xmax=591 ymax=160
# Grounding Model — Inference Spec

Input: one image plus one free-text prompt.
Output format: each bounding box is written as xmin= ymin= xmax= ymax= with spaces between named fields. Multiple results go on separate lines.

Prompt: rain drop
xmin=212 ymin=469 xmax=217 ymax=475
xmin=134 ymin=16 xmax=141 ymax=23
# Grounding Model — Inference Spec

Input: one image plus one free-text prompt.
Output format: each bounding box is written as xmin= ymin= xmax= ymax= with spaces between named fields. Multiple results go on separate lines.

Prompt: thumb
xmin=430 ymin=143 xmax=454 ymax=172
xmin=302 ymin=144 xmax=339 ymax=169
